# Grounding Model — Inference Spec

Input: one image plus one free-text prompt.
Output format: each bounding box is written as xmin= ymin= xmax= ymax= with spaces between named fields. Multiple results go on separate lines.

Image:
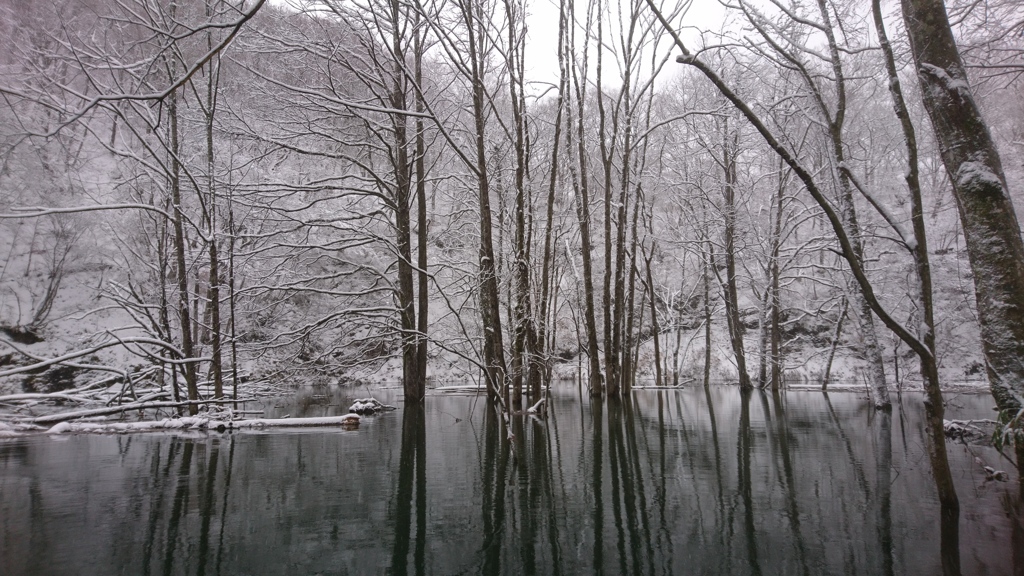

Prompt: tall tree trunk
xmin=720 ymin=124 xmax=751 ymax=390
xmin=769 ymin=166 xmax=785 ymax=390
xmin=465 ymin=0 xmax=508 ymax=402
xmin=595 ymin=6 xmax=618 ymax=398
xmin=506 ymin=0 xmax=535 ymax=410
xmin=227 ymin=177 xmax=238 ymax=401
xmin=414 ymin=17 xmax=429 ymax=403
xmin=204 ymin=20 xmax=223 ymax=399
xmin=157 ymin=221 xmax=179 ymax=405
xmin=811 ymin=0 xmax=890 ymax=409
xmin=168 ymin=85 xmax=199 ymax=415
xmin=389 ymin=0 xmax=420 ymax=405
xmin=644 ymin=242 xmax=663 ymax=388
xmin=538 ymin=0 xmax=569 ymax=394
xmin=901 ymin=0 xmax=1024 ymax=471
xmin=701 ymin=237 xmax=713 ymax=388
xmin=566 ymin=0 xmax=603 ymax=396
xmin=620 ymin=193 xmax=641 ymax=395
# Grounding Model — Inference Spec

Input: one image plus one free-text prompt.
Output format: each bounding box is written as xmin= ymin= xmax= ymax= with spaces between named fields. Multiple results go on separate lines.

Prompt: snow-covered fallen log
xmin=348 ymin=398 xmax=396 ymax=415
xmin=28 ymin=398 xmax=243 ymax=425
xmin=527 ymin=397 xmax=546 ymax=415
xmin=0 ymin=392 xmax=94 ymax=404
xmin=46 ymin=413 xmax=360 ymax=435
xmin=943 ymin=418 xmax=1000 ymax=443
xmin=0 ymin=421 xmax=45 ymax=436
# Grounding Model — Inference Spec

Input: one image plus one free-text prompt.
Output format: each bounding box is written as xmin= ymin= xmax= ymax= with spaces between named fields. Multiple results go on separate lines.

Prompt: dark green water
xmin=0 ymin=386 xmax=1020 ymax=575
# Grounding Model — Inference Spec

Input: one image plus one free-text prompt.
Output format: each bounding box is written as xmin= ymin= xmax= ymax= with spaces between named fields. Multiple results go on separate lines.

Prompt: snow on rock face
xmin=348 ymin=398 xmax=397 ymax=415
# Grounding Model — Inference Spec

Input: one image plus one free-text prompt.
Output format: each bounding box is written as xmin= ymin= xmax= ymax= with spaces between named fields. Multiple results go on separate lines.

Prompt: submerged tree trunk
xmin=902 ymin=0 xmax=1024 ymax=472
xmin=644 ymin=242 xmax=663 ymax=388
xmin=768 ymin=174 xmax=784 ymax=390
xmin=719 ymin=124 xmax=751 ymax=390
xmin=463 ymin=0 xmax=508 ymax=403
xmin=538 ymin=1 xmax=568 ymax=394
xmin=566 ymin=0 xmax=603 ymax=397
xmin=870 ymin=7 xmax=961 ymax=574
xmin=388 ymin=0 xmax=420 ymax=405
xmin=506 ymin=0 xmax=535 ymax=410
xmin=701 ymin=237 xmax=713 ymax=388
xmin=414 ymin=17 xmax=429 ymax=404
xmin=809 ymin=0 xmax=890 ymax=410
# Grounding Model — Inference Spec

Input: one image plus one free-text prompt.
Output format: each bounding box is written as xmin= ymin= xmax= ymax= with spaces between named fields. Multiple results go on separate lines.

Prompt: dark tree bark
xmin=387 ymin=0 xmax=420 ymax=405
xmin=768 ymin=170 xmax=784 ymax=390
xmin=901 ymin=0 xmax=1024 ymax=471
xmin=566 ymin=0 xmax=603 ymax=397
xmin=168 ymin=84 xmax=199 ymax=415
xmin=414 ymin=14 xmax=429 ymax=404
xmin=701 ymin=237 xmax=713 ymax=388
xmin=463 ymin=0 xmax=508 ymax=402
xmin=643 ymin=242 xmax=663 ymax=388
xmin=719 ymin=123 xmax=751 ymax=390
xmin=872 ymin=8 xmax=960 ymax=572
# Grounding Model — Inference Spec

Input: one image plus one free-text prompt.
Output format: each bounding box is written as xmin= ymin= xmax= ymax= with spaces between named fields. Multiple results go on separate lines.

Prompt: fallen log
xmin=29 ymin=398 xmax=246 ymax=425
xmin=45 ymin=413 xmax=360 ymax=434
xmin=0 ymin=393 xmax=94 ymax=404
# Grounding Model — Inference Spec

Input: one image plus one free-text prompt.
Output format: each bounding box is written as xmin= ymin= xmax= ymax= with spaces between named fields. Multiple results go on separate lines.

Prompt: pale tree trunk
xmin=537 ymin=0 xmax=568 ymax=394
xmin=203 ymin=10 xmax=223 ymax=399
xmin=814 ymin=0 xmax=890 ymax=410
xmin=505 ymin=0 xmax=536 ymax=410
xmin=620 ymin=197 xmax=641 ymax=395
xmin=595 ymin=6 xmax=617 ymax=398
xmin=822 ymin=296 xmax=847 ymax=391
xmin=901 ymin=0 xmax=1024 ymax=474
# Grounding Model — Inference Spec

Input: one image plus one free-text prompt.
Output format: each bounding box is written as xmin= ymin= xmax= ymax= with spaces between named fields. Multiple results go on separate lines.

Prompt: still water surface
xmin=1 ymin=386 xmax=1021 ymax=575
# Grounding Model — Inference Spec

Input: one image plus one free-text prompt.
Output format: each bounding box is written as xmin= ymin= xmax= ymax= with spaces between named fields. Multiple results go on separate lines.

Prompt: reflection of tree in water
xmin=876 ymin=410 xmax=894 ymax=576
xmin=608 ymin=399 xmax=656 ymax=575
xmin=390 ymin=405 xmax=426 ymax=576
xmin=3 ymin=391 xmax=1018 ymax=575
xmin=479 ymin=405 xmax=510 ymax=574
xmin=768 ymin=391 xmax=809 ymax=576
xmin=1012 ymin=478 xmax=1024 ymax=575
xmin=737 ymin=389 xmax=761 ymax=576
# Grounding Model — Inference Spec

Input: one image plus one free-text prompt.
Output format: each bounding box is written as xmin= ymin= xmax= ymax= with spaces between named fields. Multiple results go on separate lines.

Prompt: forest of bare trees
xmin=2 ymin=0 xmax=1024 ymax=459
